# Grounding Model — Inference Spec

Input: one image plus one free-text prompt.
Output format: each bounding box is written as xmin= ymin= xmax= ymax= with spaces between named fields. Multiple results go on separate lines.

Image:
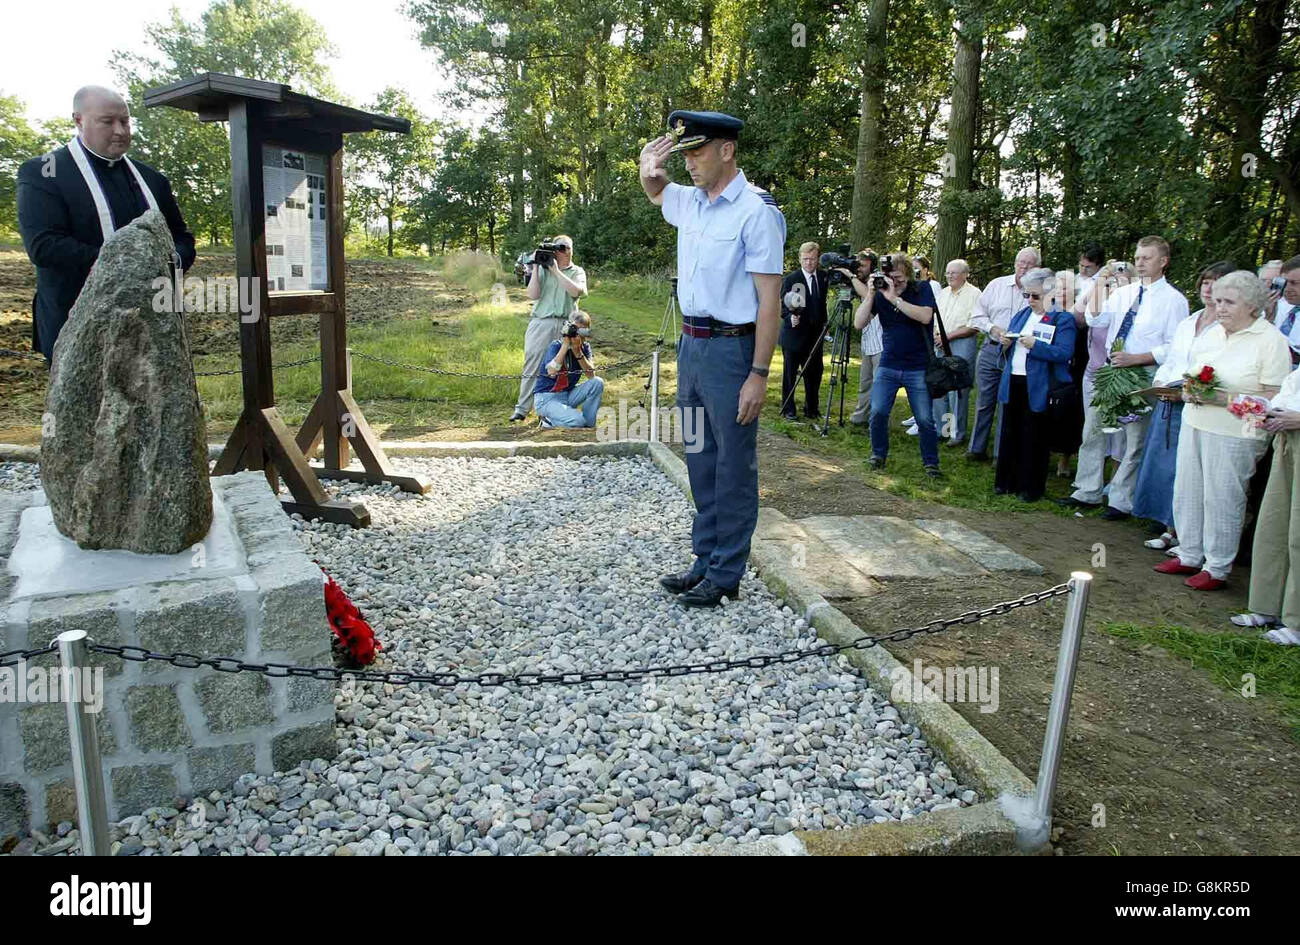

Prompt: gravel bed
xmin=1 ymin=455 xmax=976 ymax=855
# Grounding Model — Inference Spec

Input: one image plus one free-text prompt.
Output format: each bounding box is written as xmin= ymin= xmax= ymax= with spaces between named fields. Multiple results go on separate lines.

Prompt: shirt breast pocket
xmin=700 ymin=231 xmax=740 ymax=273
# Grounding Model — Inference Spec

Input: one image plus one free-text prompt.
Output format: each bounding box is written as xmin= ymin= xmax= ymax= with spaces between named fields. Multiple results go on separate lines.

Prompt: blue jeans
xmin=931 ymin=334 xmax=978 ymax=442
xmin=534 ymin=377 xmax=605 ymax=427
xmin=870 ymin=366 xmax=940 ymax=467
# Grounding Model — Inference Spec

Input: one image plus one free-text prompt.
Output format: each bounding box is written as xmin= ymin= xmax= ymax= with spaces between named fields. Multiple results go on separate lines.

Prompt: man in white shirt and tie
xmin=1269 ymin=255 xmax=1300 ymax=368
xmin=967 ymin=246 xmax=1041 ymax=460
xmin=1062 ymin=235 xmax=1188 ymax=519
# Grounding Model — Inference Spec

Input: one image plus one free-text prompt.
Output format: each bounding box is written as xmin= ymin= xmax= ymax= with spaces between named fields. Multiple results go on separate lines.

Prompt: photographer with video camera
xmin=532 ymin=311 xmax=604 ymax=428
xmin=855 ymin=251 xmax=941 ymax=476
xmin=510 ymin=235 xmax=587 ymax=422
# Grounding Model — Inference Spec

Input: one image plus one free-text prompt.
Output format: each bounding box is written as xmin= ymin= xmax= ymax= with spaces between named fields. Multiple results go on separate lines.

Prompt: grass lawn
xmin=1104 ymin=622 xmax=1300 ymax=739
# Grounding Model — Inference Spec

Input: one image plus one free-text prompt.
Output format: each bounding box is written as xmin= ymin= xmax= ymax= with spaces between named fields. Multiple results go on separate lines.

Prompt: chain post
xmin=57 ymin=630 xmax=111 ymax=856
xmin=649 ymin=349 xmax=661 ymax=444
xmin=1031 ymin=572 xmax=1092 ymax=836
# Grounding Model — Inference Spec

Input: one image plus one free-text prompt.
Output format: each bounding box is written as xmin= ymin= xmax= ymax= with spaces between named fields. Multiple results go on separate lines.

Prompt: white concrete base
xmin=8 ymin=488 xmax=244 ymax=600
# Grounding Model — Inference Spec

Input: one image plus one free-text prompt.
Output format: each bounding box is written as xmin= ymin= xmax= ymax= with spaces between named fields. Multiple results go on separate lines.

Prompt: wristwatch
xmin=749 ymin=365 xmax=769 ymax=378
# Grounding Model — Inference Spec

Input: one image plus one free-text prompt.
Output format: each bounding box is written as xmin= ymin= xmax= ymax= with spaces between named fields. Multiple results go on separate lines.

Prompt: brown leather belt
xmin=682 ymin=316 xmax=756 ymax=338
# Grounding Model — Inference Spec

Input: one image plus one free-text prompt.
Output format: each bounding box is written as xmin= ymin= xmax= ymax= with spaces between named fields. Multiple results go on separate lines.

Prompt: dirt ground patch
xmin=751 ymin=429 xmax=1300 ymax=856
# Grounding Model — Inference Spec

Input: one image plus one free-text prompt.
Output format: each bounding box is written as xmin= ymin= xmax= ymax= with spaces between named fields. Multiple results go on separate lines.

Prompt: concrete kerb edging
xmin=1 ymin=437 xmax=1044 ymax=854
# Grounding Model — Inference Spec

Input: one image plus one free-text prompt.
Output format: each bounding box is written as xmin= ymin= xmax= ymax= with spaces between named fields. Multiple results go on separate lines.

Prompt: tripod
xmin=645 ymin=276 xmax=680 ymax=410
xmin=820 ymin=285 xmax=855 ymax=435
xmin=657 ymin=276 xmax=681 ymax=350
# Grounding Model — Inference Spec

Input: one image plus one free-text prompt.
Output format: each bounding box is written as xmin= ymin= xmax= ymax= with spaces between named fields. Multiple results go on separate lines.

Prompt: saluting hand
xmin=639 ymin=135 xmax=674 ymax=181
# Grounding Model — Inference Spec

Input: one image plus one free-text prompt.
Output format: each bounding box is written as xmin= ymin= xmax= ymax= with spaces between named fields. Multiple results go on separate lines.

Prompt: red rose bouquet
xmin=1183 ymin=364 xmax=1220 ymax=402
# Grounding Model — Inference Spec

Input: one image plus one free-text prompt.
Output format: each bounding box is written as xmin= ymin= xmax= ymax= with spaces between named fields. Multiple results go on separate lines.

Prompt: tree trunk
xmin=850 ymin=0 xmax=890 ymax=250
xmin=387 ymin=208 xmax=395 ymax=257
xmin=932 ymin=25 xmax=981 ymax=276
xmin=1205 ymin=0 xmax=1284 ymax=255
xmin=899 ymin=98 xmax=940 ymax=253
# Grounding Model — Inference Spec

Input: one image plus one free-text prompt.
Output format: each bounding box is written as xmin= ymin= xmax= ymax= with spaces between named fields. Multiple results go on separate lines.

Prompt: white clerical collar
xmin=78 ymin=136 xmax=123 ymax=166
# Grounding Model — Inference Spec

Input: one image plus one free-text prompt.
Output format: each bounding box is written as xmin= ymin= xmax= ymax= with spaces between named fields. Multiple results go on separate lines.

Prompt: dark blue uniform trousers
xmin=676 ymin=331 xmax=759 ymax=589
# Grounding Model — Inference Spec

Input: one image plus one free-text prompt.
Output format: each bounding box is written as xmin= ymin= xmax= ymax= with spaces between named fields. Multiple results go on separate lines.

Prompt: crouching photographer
xmin=510 ymin=235 xmax=588 ymax=422
xmin=533 ymin=312 xmax=605 ymax=428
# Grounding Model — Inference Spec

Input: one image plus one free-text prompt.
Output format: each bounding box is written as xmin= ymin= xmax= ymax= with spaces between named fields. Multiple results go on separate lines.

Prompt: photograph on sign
xmin=262 ymin=145 xmax=330 ymax=293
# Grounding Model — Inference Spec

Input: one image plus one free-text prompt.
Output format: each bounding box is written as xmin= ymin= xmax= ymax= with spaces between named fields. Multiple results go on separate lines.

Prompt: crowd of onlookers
xmin=779 ymin=241 xmax=1300 ymax=645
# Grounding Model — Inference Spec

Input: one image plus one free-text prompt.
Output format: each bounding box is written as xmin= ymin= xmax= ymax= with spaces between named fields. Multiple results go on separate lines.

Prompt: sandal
xmin=1231 ymin=612 xmax=1278 ymax=628
xmin=1264 ymin=627 xmax=1300 ymax=646
xmin=1144 ymin=532 xmax=1176 ymax=551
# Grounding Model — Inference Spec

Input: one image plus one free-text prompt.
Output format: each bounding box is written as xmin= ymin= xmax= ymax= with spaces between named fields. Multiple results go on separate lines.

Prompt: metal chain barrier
xmin=194 ymin=354 xmax=321 ymax=377
xmin=0 ymin=582 xmax=1072 ymax=689
xmin=0 ymin=348 xmax=47 ymax=364
xmin=0 ymin=642 xmax=58 ymax=668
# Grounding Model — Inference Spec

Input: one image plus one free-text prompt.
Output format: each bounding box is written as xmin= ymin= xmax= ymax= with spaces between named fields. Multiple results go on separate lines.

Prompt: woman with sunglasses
xmin=993 ymin=268 xmax=1078 ymax=500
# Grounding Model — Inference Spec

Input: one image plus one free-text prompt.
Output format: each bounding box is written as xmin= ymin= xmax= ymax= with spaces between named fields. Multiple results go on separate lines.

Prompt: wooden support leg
xmin=295 ymin=393 xmax=329 ymax=461
xmin=212 ymin=412 xmax=250 ymax=476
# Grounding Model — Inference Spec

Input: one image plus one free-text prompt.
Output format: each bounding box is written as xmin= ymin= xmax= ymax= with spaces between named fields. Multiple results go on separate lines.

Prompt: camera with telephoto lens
xmin=1270 ymin=275 xmax=1286 ymax=296
xmin=533 ymin=241 xmax=565 ymax=269
xmin=871 ymin=253 xmax=902 ymax=290
xmin=563 ymin=318 xmax=590 ymax=339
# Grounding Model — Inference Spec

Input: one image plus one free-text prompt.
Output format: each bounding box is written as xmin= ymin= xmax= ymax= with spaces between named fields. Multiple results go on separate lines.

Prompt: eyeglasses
xmin=1021 ymin=292 xmax=1042 ymax=300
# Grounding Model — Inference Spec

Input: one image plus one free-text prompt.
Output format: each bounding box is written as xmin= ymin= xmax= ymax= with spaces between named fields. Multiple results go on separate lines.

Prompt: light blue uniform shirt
xmin=661 ymin=170 xmax=786 ymax=324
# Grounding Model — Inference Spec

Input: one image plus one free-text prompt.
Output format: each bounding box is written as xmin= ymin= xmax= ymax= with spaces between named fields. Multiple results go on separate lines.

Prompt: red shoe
xmin=1153 ymin=558 xmax=1199 ymax=575
xmin=1184 ymin=570 xmax=1226 ymax=591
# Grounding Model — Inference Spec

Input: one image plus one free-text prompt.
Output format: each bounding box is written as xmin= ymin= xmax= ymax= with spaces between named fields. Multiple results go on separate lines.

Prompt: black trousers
xmin=995 ymin=375 xmax=1051 ymax=499
xmin=781 ymin=337 xmax=824 ymax=416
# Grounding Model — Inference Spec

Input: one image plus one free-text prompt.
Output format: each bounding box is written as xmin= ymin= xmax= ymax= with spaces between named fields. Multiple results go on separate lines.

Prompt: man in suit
xmin=17 ymin=86 xmax=195 ymax=360
xmin=779 ymin=241 xmax=829 ymax=419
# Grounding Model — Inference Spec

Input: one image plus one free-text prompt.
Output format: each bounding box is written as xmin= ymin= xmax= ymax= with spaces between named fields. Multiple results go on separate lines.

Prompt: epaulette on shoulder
xmin=747 ymin=183 xmax=779 ymax=208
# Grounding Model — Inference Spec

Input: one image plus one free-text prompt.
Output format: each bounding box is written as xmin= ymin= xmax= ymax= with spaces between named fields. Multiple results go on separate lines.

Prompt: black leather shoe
xmin=805 ymin=411 xmax=822 ymax=421
xmin=780 ymin=411 xmax=798 ymax=420
xmin=1055 ymin=496 xmax=1101 ymax=509
xmin=509 ymin=410 xmax=526 ymax=422
xmin=659 ymin=570 xmax=706 ymax=595
xmin=678 ymin=578 xmax=740 ymax=608
xmin=966 ymin=451 xmax=990 ymax=462
xmin=1101 ymin=506 xmax=1131 ymax=521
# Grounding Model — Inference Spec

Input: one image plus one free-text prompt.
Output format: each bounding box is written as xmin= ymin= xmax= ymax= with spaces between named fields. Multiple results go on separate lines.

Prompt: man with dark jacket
xmin=17 ymin=85 xmax=195 ymax=360
xmin=779 ymin=241 xmax=829 ymax=419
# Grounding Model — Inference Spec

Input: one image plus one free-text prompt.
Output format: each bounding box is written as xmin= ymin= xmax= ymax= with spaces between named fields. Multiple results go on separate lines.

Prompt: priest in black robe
xmin=16 ymin=86 xmax=196 ymax=360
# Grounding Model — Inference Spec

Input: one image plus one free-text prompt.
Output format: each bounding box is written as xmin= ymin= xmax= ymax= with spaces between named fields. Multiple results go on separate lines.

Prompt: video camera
xmin=820 ymin=245 xmax=862 ymax=288
xmin=533 ymin=241 xmax=566 ymax=269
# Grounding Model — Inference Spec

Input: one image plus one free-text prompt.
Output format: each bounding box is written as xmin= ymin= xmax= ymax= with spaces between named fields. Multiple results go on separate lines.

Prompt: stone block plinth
xmin=0 ymin=472 xmax=336 ymax=839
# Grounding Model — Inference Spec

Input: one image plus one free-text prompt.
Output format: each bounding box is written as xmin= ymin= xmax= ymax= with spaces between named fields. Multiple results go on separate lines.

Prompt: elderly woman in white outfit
xmin=1154 ymin=271 xmax=1291 ymax=591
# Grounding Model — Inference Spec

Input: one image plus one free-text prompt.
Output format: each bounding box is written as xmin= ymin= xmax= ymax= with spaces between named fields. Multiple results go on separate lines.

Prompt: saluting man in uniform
xmin=638 ymin=110 xmax=786 ymax=608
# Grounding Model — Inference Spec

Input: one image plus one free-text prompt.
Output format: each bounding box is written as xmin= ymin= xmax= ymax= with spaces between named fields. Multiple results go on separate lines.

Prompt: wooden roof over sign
xmin=143 ymin=72 xmax=410 ymax=135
